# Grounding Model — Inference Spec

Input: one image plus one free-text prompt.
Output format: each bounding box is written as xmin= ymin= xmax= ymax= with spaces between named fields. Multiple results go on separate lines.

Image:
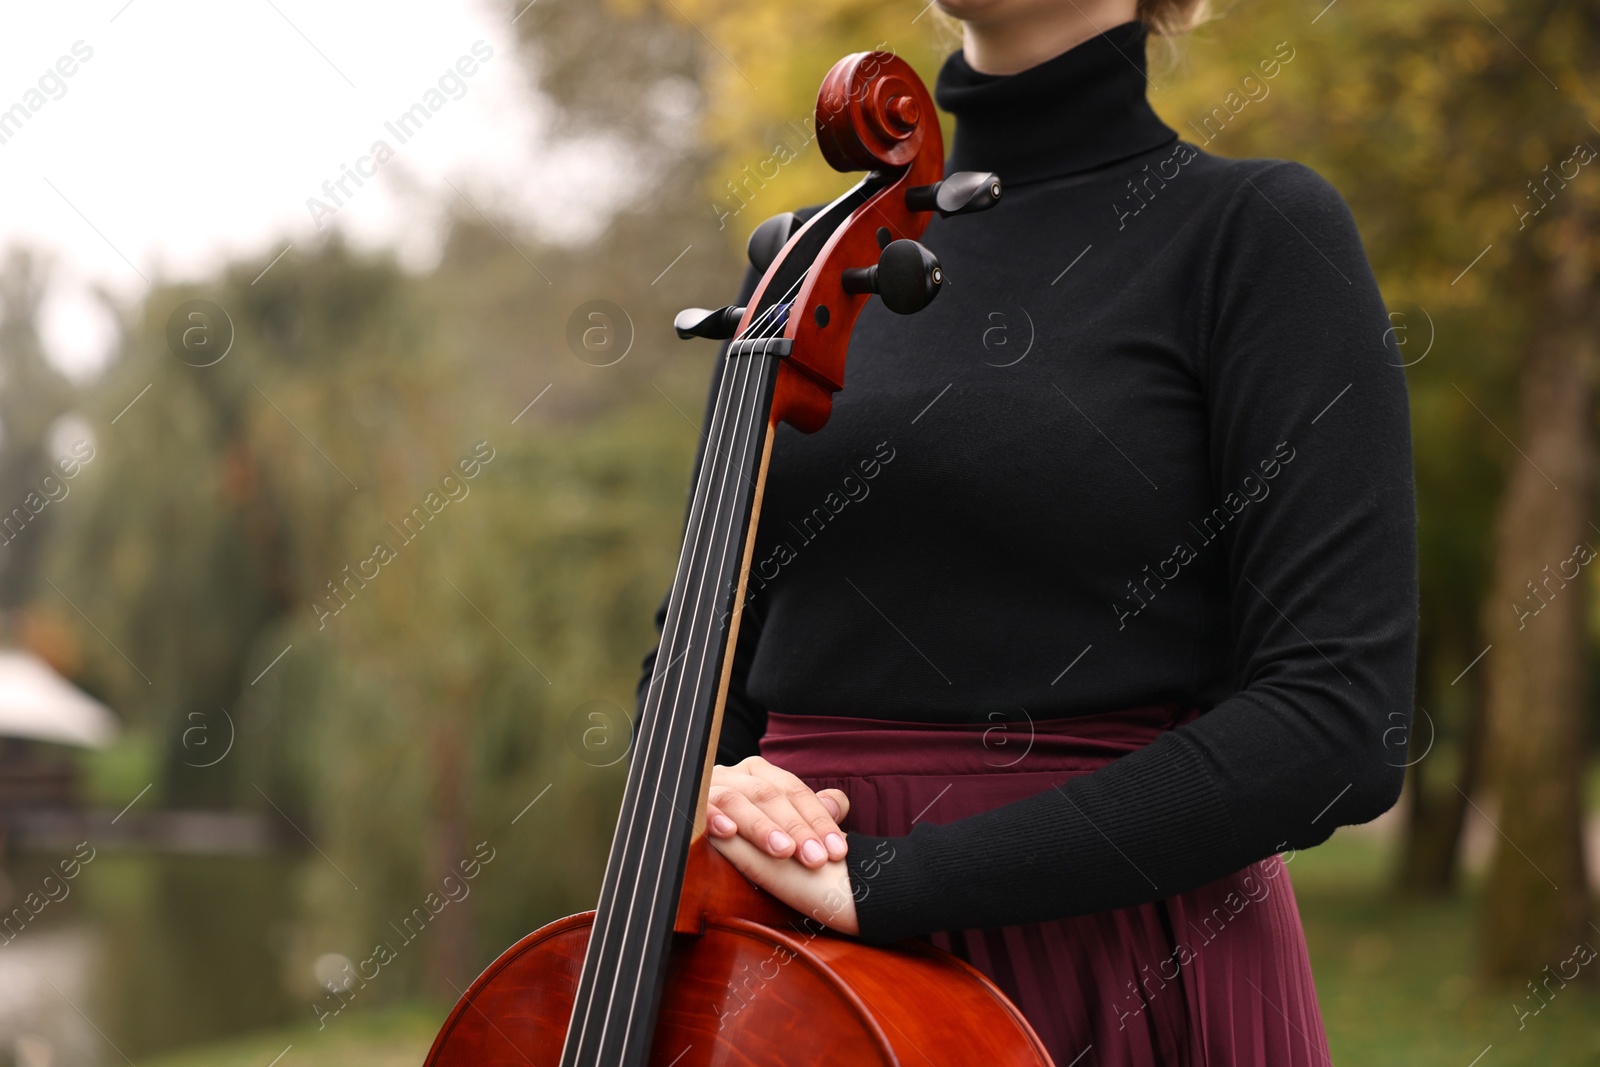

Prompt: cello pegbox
xmin=762 ymin=51 xmax=948 ymax=432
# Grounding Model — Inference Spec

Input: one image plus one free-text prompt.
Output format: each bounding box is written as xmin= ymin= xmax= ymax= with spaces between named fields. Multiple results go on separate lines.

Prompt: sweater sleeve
xmin=636 ymin=263 xmax=769 ymax=767
xmin=844 ymin=161 xmax=1419 ymax=944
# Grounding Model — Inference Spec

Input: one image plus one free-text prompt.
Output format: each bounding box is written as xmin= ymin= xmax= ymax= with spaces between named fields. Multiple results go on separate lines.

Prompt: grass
xmin=1294 ymin=832 xmax=1600 ymax=1066
xmin=142 ymin=1004 xmax=441 ymax=1067
xmin=145 ymin=831 xmax=1600 ymax=1067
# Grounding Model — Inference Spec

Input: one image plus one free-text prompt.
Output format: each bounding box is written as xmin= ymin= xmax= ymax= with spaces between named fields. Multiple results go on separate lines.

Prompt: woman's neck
xmin=957 ymin=0 xmax=1140 ymax=75
xmin=934 ymin=20 xmax=1174 ymax=185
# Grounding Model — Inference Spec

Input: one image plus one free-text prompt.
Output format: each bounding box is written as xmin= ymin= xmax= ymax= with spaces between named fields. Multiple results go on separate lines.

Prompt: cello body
xmin=425 ymin=50 xmax=1051 ymax=1066
xmin=425 ymin=842 xmax=1053 ymax=1065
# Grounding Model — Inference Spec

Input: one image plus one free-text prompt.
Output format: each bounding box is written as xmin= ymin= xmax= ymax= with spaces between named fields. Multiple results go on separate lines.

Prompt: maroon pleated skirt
xmin=760 ymin=703 xmax=1332 ymax=1067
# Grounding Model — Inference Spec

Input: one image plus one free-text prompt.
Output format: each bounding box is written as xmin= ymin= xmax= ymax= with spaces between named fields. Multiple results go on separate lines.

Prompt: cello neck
xmin=559 ymin=46 xmax=966 ymax=1063
xmin=560 ymin=343 xmax=780 ymax=1067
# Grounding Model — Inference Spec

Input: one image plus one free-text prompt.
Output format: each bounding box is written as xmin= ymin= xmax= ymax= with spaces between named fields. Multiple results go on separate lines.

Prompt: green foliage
xmin=142 ymin=1003 xmax=438 ymax=1067
xmin=39 ymin=208 xmax=722 ymax=999
xmin=77 ymin=726 xmax=159 ymax=806
xmin=269 ymin=398 xmax=708 ymax=993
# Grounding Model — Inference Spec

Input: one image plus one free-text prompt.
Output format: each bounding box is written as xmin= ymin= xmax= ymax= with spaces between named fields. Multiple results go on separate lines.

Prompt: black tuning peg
xmin=906 ymin=171 xmax=1002 ymax=218
xmin=675 ymin=305 xmax=746 ymax=340
xmin=747 ymin=212 xmax=802 ymax=273
xmin=841 ymin=239 xmax=942 ymax=315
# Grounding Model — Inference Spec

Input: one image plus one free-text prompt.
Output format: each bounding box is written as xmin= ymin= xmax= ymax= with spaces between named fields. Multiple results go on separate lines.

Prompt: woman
xmin=641 ymin=1 xmax=1417 ymax=1062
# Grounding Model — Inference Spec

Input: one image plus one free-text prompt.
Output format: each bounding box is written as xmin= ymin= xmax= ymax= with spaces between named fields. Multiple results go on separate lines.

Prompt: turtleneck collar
xmin=935 ymin=20 xmax=1177 ymax=186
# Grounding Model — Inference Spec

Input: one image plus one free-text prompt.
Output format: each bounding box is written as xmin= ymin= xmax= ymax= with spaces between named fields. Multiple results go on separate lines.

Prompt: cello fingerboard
xmin=560 ymin=347 xmax=780 ymax=1067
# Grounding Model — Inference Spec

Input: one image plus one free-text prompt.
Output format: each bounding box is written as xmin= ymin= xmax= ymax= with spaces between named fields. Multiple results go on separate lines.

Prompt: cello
xmin=424 ymin=51 xmax=1052 ymax=1066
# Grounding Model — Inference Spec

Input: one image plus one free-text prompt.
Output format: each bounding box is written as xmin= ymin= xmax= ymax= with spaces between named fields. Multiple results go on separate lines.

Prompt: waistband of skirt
xmin=758 ymin=701 xmax=1199 ymax=779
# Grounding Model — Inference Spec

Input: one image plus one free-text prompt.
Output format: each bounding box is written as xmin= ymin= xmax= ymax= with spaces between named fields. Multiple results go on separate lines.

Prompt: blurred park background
xmin=0 ymin=0 xmax=1596 ymax=1063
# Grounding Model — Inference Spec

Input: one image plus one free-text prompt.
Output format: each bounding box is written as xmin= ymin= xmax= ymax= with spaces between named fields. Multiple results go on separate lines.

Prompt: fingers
xmin=706 ymin=802 xmax=738 ymax=838
xmin=707 ymin=784 xmax=798 ymax=860
xmin=814 ymin=789 xmax=850 ymax=860
xmin=705 ymin=833 xmax=861 ymax=936
xmin=708 ymin=828 xmax=761 ymax=881
xmin=783 ymin=780 xmax=849 ymax=864
xmin=816 ymin=788 xmax=851 ymax=825
xmin=707 ymin=757 xmax=849 ymax=868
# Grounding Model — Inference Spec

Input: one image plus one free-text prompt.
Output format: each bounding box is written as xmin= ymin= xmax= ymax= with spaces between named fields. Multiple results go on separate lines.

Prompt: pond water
xmin=0 ymin=850 xmax=305 ymax=1065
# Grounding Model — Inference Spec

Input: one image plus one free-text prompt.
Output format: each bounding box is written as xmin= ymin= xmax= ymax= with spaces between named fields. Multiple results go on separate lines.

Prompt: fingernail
xmin=820 ymin=797 xmax=840 ymax=819
xmin=768 ymin=830 xmax=793 ymax=853
xmin=801 ymin=839 xmax=826 ymax=864
xmin=710 ymin=814 xmax=736 ymax=835
xmin=825 ymin=833 xmax=846 ymax=857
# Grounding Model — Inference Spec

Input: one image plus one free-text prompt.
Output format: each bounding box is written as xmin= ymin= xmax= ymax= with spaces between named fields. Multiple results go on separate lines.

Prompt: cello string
xmin=594 ymin=266 xmax=805 ymax=914
xmin=599 ymin=266 xmax=807 ymax=883
xmin=568 ymin=350 xmax=759 ymax=1060
xmin=601 ymin=269 xmax=811 ymax=1056
xmin=590 ymin=278 xmax=801 ymax=1050
xmin=614 ymin=349 xmax=775 ymax=1063
xmin=595 ymin=268 xmax=804 ymax=903
xmin=582 ymin=353 xmax=767 ymax=1060
xmin=570 ymin=272 xmax=806 ymax=1060
xmin=589 ymin=271 xmax=809 ymax=1057
xmin=575 ymin=275 xmax=801 ymax=1017
xmin=621 ymin=270 xmax=806 ymax=849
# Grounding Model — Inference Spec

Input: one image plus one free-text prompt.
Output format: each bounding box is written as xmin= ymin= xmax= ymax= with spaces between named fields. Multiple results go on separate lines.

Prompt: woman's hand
xmin=709 ymin=829 xmax=860 ymax=936
xmin=705 ymin=756 xmax=850 ymax=869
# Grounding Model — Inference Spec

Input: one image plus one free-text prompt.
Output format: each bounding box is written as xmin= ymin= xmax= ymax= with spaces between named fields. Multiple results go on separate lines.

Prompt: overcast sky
xmin=1 ymin=0 xmax=639 ymax=380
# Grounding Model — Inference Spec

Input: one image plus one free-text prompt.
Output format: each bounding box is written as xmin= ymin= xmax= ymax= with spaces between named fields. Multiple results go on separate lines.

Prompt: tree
xmin=0 ymin=249 xmax=76 ymax=612
xmin=1480 ymin=203 xmax=1597 ymax=973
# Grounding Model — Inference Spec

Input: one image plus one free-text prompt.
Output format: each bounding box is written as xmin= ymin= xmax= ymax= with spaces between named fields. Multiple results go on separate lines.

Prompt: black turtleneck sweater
xmin=640 ymin=22 xmax=1417 ymax=944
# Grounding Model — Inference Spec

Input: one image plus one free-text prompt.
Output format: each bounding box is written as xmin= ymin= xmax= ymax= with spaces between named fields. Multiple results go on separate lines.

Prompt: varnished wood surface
xmin=426 ymin=844 xmax=1055 ymax=1065
xmin=674 ymin=830 xmax=804 ymax=936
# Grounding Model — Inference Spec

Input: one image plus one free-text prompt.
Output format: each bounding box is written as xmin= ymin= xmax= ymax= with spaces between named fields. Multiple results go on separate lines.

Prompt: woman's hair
xmin=1138 ymin=0 xmax=1211 ymax=36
